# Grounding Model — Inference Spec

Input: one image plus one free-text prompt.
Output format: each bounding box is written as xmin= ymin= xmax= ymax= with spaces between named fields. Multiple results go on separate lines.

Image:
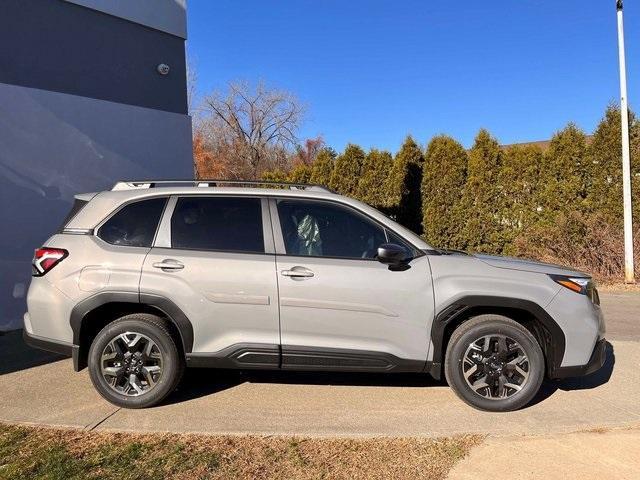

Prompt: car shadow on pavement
xmin=165 ymin=367 xmax=448 ymax=405
xmin=0 ymin=330 xmax=66 ymax=375
xmin=167 ymin=343 xmax=616 ymax=409
xmin=528 ymin=341 xmax=616 ymax=407
xmin=165 ymin=369 xmax=247 ymax=404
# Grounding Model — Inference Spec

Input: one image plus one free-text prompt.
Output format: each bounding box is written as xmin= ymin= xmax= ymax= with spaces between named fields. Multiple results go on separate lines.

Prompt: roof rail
xmin=111 ymin=179 xmax=335 ymax=193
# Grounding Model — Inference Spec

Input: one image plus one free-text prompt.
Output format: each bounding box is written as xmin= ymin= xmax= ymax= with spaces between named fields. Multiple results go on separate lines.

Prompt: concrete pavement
xmin=598 ymin=290 xmax=640 ymax=341
xmin=448 ymin=428 xmax=640 ymax=480
xmin=1 ymin=292 xmax=638 ymax=437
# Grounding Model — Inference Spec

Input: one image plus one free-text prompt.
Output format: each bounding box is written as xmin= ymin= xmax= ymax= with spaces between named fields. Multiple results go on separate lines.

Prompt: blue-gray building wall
xmin=0 ymin=0 xmax=193 ymax=331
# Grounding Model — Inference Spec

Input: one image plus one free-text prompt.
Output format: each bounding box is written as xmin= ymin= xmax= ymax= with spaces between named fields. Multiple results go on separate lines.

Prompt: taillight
xmin=32 ymin=247 xmax=68 ymax=276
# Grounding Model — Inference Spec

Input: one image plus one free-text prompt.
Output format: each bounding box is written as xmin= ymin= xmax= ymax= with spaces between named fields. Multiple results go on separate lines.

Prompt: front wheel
xmin=88 ymin=314 xmax=184 ymax=408
xmin=444 ymin=315 xmax=545 ymax=412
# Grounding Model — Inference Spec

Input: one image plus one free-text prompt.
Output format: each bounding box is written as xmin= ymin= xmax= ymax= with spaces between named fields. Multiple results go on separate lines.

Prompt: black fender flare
xmin=427 ymin=296 xmax=566 ymax=379
xmin=70 ymin=291 xmax=194 ymax=369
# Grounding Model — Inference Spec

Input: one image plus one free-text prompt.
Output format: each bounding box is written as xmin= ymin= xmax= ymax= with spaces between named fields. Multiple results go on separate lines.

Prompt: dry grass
xmin=0 ymin=422 xmax=482 ymax=480
xmin=514 ymin=212 xmax=640 ymax=283
xmin=577 ymin=424 xmax=640 ymax=435
xmin=597 ymin=283 xmax=640 ymax=292
xmin=580 ymin=426 xmax=610 ymax=434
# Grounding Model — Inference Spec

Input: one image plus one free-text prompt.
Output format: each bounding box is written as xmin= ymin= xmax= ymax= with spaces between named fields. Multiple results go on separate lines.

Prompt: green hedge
xmin=262 ymin=105 xmax=640 ymax=280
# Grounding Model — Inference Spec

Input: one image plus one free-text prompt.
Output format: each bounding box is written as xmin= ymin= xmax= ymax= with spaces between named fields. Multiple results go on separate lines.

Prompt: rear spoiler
xmin=75 ymin=192 xmax=99 ymax=202
xmin=57 ymin=192 xmax=99 ymax=233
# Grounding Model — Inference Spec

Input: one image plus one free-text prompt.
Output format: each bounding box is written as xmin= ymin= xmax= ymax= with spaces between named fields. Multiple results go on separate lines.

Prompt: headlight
xmin=549 ymin=275 xmax=599 ymax=304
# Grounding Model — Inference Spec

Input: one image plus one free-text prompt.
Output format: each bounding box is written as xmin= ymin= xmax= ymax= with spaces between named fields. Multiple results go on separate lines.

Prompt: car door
xmin=140 ymin=195 xmax=280 ymax=366
xmin=271 ymin=197 xmax=435 ymax=371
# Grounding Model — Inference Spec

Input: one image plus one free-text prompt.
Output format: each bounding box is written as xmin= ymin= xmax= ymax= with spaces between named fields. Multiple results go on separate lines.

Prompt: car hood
xmin=473 ymin=253 xmax=589 ymax=277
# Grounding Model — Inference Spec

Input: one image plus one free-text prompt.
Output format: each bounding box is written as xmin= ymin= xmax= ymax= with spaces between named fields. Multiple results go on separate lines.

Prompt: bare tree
xmin=199 ymin=81 xmax=305 ymax=179
xmin=186 ymin=56 xmax=199 ymax=117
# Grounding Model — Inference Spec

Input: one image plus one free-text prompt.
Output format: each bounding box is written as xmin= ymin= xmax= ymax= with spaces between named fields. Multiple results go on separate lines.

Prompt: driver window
xmin=277 ymin=199 xmax=387 ymax=259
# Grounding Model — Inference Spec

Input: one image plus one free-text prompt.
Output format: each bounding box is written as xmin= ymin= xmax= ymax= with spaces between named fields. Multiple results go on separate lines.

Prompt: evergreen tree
xmin=540 ymin=123 xmax=589 ymax=218
xmin=498 ymin=144 xmax=544 ymax=254
xmin=388 ymin=136 xmax=424 ymax=233
xmin=287 ymin=163 xmax=312 ymax=184
xmin=260 ymin=168 xmax=289 ymax=183
xmin=330 ymin=144 xmax=365 ymax=196
xmin=458 ymin=129 xmax=503 ymax=253
xmin=309 ymin=147 xmax=336 ymax=186
xmin=587 ymin=105 xmax=640 ymax=225
xmin=356 ymin=149 xmax=394 ymax=208
xmin=422 ymin=135 xmax=467 ymax=248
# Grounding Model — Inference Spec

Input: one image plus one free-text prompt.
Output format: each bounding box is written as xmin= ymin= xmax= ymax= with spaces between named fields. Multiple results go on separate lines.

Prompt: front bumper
xmin=551 ymin=338 xmax=607 ymax=379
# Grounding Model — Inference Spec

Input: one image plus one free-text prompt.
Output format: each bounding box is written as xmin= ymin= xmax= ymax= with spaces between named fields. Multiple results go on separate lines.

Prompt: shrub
xmin=330 ymin=144 xmax=366 ymax=196
xmin=261 ymin=168 xmax=289 ymax=183
xmin=422 ymin=135 xmax=467 ymax=248
xmin=356 ymin=149 xmax=395 ymax=209
xmin=587 ymin=104 xmax=640 ymax=225
xmin=514 ymin=211 xmax=640 ymax=282
xmin=539 ymin=123 xmax=589 ymax=219
xmin=498 ymin=144 xmax=545 ymax=255
xmin=309 ymin=148 xmax=336 ymax=187
xmin=390 ymin=136 xmax=424 ymax=234
xmin=288 ymin=163 xmax=313 ymax=184
xmin=457 ymin=129 xmax=504 ymax=253
xmin=256 ymin=103 xmax=640 ymax=283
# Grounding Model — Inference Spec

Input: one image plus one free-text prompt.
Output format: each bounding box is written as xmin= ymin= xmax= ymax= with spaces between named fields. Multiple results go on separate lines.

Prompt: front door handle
xmin=152 ymin=259 xmax=184 ymax=271
xmin=281 ymin=267 xmax=314 ymax=278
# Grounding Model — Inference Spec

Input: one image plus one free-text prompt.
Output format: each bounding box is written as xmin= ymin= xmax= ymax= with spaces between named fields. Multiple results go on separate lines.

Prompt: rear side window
xmin=171 ymin=197 xmax=264 ymax=253
xmin=98 ymin=198 xmax=167 ymax=247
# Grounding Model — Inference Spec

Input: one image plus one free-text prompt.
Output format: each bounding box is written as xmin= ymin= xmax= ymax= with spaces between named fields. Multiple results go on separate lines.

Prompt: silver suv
xmin=24 ymin=180 xmax=606 ymax=412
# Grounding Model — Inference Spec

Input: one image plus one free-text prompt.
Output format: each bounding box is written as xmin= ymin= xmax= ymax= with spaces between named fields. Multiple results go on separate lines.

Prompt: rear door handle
xmin=152 ymin=259 xmax=184 ymax=271
xmin=281 ymin=267 xmax=314 ymax=278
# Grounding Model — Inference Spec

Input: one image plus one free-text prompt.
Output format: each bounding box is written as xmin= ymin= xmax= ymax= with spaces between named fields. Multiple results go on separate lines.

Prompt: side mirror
xmin=377 ymin=243 xmax=412 ymax=271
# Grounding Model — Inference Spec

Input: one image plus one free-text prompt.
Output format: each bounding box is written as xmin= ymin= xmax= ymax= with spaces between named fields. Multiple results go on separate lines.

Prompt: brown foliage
xmin=294 ymin=137 xmax=325 ymax=166
xmin=196 ymin=81 xmax=305 ymax=179
xmin=514 ymin=211 xmax=640 ymax=282
xmin=193 ymin=130 xmax=226 ymax=179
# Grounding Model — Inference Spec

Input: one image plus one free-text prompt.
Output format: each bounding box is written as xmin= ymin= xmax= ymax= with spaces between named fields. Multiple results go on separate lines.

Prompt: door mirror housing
xmin=377 ymin=243 xmax=412 ymax=271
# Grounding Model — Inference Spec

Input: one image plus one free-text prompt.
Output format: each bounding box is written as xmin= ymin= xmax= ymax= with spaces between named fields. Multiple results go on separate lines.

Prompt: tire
xmin=88 ymin=313 xmax=184 ymax=409
xmin=444 ymin=314 xmax=544 ymax=412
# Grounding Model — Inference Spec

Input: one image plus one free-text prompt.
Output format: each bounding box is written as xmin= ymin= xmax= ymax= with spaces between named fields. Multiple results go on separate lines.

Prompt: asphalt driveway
xmin=1 ymin=292 xmax=638 ymax=437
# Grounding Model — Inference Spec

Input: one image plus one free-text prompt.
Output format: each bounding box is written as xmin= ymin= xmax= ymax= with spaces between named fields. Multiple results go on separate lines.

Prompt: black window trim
xmin=163 ymin=194 xmax=274 ymax=256
xmin=57 ymin=198 xmax=90 ymax=233
xmin=269 ymin=196 xmax=424 ymax=262
xmin=93 ymin=192 xmax=422 ymax=259
xmin=95 ymin=196 xmax=169 ymax=249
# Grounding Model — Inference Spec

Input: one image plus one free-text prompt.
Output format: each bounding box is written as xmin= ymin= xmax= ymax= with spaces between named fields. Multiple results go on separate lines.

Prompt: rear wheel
xmin=444 ymin=315 xmax=544 ymax=412
xmin=88 ymin=313 xmax=183 ymax=408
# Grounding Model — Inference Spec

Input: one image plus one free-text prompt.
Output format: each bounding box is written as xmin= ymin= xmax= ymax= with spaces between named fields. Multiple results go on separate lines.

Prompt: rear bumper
xmin=23 ymin=329 xmax=81 ymax=370
xmin=551 ymin=338 xmax=607 ymax=379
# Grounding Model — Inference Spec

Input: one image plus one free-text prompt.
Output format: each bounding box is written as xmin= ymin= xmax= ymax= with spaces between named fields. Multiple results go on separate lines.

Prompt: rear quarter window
xmin=97 ymin=198 xmax=167 ymax=247
xmin=57 ymin=198 xmax=89 ymax=232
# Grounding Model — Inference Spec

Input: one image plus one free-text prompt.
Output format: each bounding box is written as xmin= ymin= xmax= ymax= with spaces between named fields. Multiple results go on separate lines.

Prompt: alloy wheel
xmin=100 ymin=332 xmax=164 ymax=396
xmin=462 ymin=334 xmax=530 ymax=400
